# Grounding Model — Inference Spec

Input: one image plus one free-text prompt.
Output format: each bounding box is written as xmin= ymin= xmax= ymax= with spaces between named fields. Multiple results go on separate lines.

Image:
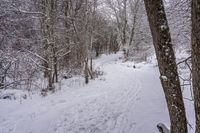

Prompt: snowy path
xmin=0 ymin=53 xmax=170 ymax=133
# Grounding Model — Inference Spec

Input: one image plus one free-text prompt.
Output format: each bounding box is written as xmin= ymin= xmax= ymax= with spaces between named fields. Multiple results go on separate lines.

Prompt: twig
xmin=177 ymin=56 xmax=191 ymax=66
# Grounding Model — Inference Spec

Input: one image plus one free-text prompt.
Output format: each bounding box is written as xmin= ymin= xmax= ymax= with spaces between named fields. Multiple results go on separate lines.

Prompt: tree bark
xmin=128 ymin=0 xmax=140 ymax=47
xmin=53 ymin=46 xmax=58 ymax=83
xmin=122 ymin=0 xmax=127 ymax=46
xmin=122 ymin=0 xmax=128 ymax=58
xmin=40 ymin=0 xmax=57 ymax=90
xmin=143 ymin=0 xmax=187 ymax=132
xmin=85 ymin=58 xmax=89 ymax=84
xmin=191 ymin=0 xmax=200 ymax=132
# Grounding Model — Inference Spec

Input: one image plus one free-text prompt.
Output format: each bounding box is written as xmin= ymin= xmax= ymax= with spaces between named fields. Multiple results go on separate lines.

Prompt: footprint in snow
xmin=59 ymin=99 xmax=66 ymax=103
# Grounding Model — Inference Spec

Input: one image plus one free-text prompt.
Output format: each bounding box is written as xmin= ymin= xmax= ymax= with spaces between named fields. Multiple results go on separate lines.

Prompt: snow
xmin=160 ymin=25 xmax=168 ymax=30
xmin=0 ymin=52 xmax=194 ymax=133
xmin=157 ymin=123 xmax=170 ymax=133
xmin=161 ymin=75 xmax=168 ymax=81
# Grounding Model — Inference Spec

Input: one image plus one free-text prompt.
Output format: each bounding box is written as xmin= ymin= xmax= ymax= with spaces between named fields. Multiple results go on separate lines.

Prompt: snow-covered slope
xmin=0 ymin=52 xmax=194 ymax=133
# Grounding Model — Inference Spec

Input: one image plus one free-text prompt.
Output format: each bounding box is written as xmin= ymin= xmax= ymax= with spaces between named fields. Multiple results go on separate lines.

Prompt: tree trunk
xmin=48 ymin=69 xmax=53 ymax=90
xmin=191 ymin=0 xmax=200 ymax=132
xmin=40 ymin=0 xmax=57 ymax=90
xmin=0 ymin=76 xmax=4 ymax=89
xmin=128 ymin=0 xmax=140 ymax=47
xmin=143 ymin=0 xmax=187 ymax=132
xmin=90 ymin=57 xmax=93 ymax=73
xmin=122 ymin=0 xmax=127 ymax=47
xmin=53 ymin=46 xmax=58 ymax=83
xmin=85 ymin=58 xmax=89 ymax=84
xmin=122 ymin=0 xmax=128 ymax=58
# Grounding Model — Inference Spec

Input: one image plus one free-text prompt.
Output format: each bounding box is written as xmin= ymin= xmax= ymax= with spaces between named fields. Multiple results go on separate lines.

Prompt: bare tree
xmin=37 ymin=0 xmax=58 ymax=90
xmin=166 ymin=0 xmax=191 ymax=50
xmin=128 ymin=0 xmax=140 ymax=47
xmin=143 ymin=0 xmax=187 ymax=132
xmin=191 ymin=0 xmax=200 ymax=132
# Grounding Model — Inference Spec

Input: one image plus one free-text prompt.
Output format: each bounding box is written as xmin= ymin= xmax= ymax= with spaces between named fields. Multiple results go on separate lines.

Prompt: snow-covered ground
xmin=0 ymin=52 xmax=194 ymax=133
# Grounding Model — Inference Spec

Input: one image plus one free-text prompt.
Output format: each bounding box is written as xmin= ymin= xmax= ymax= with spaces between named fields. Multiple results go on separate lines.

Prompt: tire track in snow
xmin=48 ymin=63 xmax=142 ymax=133
xmin=0 ymin=53 xmax=143 ymax=133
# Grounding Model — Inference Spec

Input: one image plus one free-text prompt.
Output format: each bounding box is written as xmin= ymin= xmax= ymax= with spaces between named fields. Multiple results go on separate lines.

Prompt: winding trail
xmin=0 ymin=53 xmax=170 ymax=133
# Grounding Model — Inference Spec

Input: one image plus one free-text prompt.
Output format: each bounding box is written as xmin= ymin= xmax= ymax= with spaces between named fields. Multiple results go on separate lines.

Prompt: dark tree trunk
xmin=48 ymin=70 xmax=53 ymax=90
xmin=96 ymin=50 xmax=99 ymax=57
xmin=53 ymin=47 xmax=58 ymax=83
xmin=85 ymin=58 xmax=89 ymax=84
xmin=191 ymin=0 xmax=200 ymax=132
xmin=90 ymin=57 xmax=93 ymax=72
xmin=0 ymin=75 xmax=5 ymax=89
xmin=128 ymin=0 xmax=140 ymax=47
xmin=143 ymin=0 xmax=187 ymax=132
xmin=122 ymin=0 xmax=127 ymax=47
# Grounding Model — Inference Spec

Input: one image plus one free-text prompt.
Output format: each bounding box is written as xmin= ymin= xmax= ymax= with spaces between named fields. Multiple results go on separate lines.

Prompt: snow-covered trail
xmin=0 ymin=53 xmax=170 ymax=133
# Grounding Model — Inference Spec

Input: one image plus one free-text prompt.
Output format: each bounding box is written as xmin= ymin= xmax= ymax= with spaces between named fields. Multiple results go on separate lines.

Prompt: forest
xmin=0 ymin=0 xmax=200 ymax=133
